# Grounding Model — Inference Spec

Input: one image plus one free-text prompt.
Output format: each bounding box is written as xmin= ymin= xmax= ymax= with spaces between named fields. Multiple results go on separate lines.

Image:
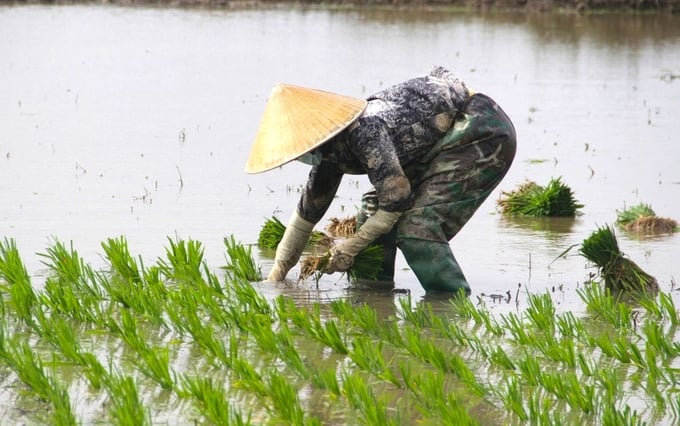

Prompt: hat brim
xmin=245 ymin=83 xmax=367 ymax=174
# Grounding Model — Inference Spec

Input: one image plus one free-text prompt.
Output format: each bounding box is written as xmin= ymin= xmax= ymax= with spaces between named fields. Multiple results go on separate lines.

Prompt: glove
xmin=325 ymin=248 xmax=354 ymax=274
xmin=324 ymin=209 xmax=401 ymax=275
xmin=267 ymin=211 xmax=315 ymax=281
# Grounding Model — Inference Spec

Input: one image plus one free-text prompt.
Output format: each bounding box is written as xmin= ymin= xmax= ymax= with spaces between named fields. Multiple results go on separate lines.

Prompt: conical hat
xmin=245 ymin=83 xmax=367 ymax=174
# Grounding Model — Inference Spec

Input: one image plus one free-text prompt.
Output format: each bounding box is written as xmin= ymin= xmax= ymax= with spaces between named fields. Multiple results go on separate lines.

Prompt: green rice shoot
xmin=579 ymin=225 xmax=658 ymax=293
xmin=257 ymin=216 xmax=332 ymax=249
xmin=497 ymin=177 xmax=583 ymax=217
xmin=0 ymin=236 xmax=679 ymax=424
xmin=298 ymin=244 xmax=384 ymax=283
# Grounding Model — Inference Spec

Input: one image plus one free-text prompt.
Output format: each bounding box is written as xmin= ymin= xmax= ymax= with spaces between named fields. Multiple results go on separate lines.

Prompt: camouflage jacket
xmin=298 ymin=66 xmax=471 ymax=224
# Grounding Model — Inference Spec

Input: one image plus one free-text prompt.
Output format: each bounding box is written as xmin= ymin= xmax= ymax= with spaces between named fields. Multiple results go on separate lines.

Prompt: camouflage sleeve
xmin=297 ymin=162 xmax=344 ymax=224
xmin=351 ymin=116 xmax=413 ymax=213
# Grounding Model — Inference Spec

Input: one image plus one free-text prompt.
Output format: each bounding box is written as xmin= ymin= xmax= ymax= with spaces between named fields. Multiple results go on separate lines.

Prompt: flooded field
xmin=1 ymin=4 xmax=680 ymax=424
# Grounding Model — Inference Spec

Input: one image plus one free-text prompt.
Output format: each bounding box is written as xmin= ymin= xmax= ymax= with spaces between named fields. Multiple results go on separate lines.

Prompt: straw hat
xmin=245 ymin=83 xmax=367 ymax=174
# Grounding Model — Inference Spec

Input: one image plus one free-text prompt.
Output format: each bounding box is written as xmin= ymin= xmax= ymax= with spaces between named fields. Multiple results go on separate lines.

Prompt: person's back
xmin=350 ymin=66 xmax=471 ymax=167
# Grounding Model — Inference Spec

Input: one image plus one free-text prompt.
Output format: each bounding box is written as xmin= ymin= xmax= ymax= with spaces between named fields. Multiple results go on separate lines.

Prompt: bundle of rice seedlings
xmin=579 ymin=225 xmax=658 ymax=293
xmin=616 ymin=203 xmax=679 ymax=235
xmin=325 ymin=217 xmax=357 ymax=238
xmin=298 ymin=244 xmax=385 ymax=283
xmin=257 ymin=216 xmax=287 ymax=249
xmin=497 ymin=177 xmax=583 ymax=217
xmin=257 ymin=216 xmax=333 ymax=249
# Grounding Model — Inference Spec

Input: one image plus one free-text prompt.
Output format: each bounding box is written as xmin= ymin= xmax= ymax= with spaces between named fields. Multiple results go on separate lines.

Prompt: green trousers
xmin=354 ymin=93 xmax=516 ymax=294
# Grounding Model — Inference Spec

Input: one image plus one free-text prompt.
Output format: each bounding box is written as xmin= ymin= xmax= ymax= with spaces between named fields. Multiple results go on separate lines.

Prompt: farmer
xmin=245 ymin=66 xmax=516 ymax=295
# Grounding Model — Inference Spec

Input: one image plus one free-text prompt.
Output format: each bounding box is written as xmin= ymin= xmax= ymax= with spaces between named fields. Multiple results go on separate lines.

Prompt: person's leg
xmin=352 ymin=191 xmax=397 ymax=289
xmin=398 ymin=93 xmax=516 ymax=294
xmin=399 ymin=238 xmax=470 ymax=295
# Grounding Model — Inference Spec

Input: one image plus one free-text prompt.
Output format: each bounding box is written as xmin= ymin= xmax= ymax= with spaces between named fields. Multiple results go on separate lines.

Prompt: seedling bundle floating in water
xmin=616 ymin=203 xmax=679 ymax=235
xmin=497 ymin=177 xmax=583 ymax=217
xmin=579 ymin=225 xmax=658 ymax=294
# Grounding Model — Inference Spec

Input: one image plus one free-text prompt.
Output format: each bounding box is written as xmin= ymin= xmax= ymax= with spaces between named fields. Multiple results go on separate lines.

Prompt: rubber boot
xmin=353 ymin=191 xmax=397 ymax=289
xmin=398 ymin=238 xmax=471 ymax=296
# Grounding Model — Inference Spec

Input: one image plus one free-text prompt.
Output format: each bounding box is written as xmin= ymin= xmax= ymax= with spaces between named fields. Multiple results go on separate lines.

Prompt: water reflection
xmin=499 ymin=215 xmax=579 ymax=236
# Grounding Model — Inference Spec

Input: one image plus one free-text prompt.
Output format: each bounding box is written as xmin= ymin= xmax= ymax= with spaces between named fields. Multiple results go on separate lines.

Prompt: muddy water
xmin=1 ymin=5 xmax=679 ymax=318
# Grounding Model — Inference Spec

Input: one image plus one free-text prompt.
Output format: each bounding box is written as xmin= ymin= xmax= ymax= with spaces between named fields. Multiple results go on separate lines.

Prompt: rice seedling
xmin=165 ymin=290 xmax=230 ymax=366
xmin=158 ymin=237 xmax=205 ymax=284
xmin=555 ymin=311 xmax=587 ymax=339
xmin=224 ymin=235 xmax=262 ymax=282
xmin=577 ymin=283 xmax=635 ymax=329
xmin=540 ymin=370 xmax=596 ymax=414
xmin=0 ymin=238 xmax=38 ymax=324
xmin=498 ymin=376 xmax=528 ymax=421
xmin=257 ymin=216 xmax=332 ymax=249
xmin=399 ymin=364 xmax=476 ymax=425
xmin=99 ymin=273 xmax=166 ymax=325
xmin=577 ymin=352 xmax=596 ymax=378
xmin=227 ymin=274 xmax=272 ymax=317
xmin=41 ymin=275 xmax=103 ymax=323
xmin=0 ymin=336 xmax=77 ymax=425
xmin=101 ymin=236 xmax=143 ymax=283
xmin=449 ymin=295 xmax=504 ymax=336
xmin=500 ymin=312 xmax=537 ymax=346
xmin=525 ymin=292 xmax=556 ymax=333
xmin=34 ymin=309 xmax=90 ymax=368
xmin=265 ymin=371 xmax=309 ymax=425
xmin=438 ymin=317 xmax=470 ymax=347
xmin=497 ymin=177 xmax=583 ymax=217
xmin=311 ymin=316 xmax=349 ymax=355
xmin=37 ymin=240 xmax=106 ymax=323
xmin=298 ymin=244 xmax=384 ymax=283
xmin=396 ymin=295 xmax=434 ymax=328
xmin=179 ymin=375 xmax=250 ymax=425
xmin=516 ymin=354 xmax=542 ymax=386
xmin=257 ymin=215 xmax=384 ymax=283
xmin=594 ymin=367 xmax=623 ymax=406
xmin=658 ymin=291 xmax=680 ymax=325
xmin=80 ymin=351 xmax=108 ymax=390
xmin=230 ymin=357 xmax=269 ymax=401
xmin=310 ymin=367 xmax=342 ymax=396
xmin=401 ymin=326 xmax=486 ymax=396
xmin=348 ymin=336 xmax=400 ymax=387
xmin=112 ymin=309 xmax=175 ymax=390
xmin=642 ymin=320 xmax=678 ymax=360
xmin=637 ymin=290 xmax=680 ymax=326
xmin=257 ymin=216 xmax=287 ymax=249
xmin=341 ymin=369 xmax=398 ymax=426
xmin=4 ymin=236 xmax=680 ymax=424
xmin=488 ymin=345 xmax=516 ymax=370
xmin=601 ymin=403 xmax=646 ymax=426
xmin=526 ymin=392 xmax=563 ymax=426
xmin=106 ymin=367 xmax=151 ymax=426
xmin=271 ymin=323 xmax=311 ymax=381
xmin=616 ymin=203 xmax=679 ymax=235
xmin=534 ymin=334 xmax=577 ymax=368
xmin=579 ymin=225 xmax=658 ymax=293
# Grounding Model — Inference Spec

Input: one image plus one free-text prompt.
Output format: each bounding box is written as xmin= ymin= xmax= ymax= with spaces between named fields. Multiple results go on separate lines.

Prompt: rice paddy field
xmin=1 ymin=4 xmax=680 ymax=424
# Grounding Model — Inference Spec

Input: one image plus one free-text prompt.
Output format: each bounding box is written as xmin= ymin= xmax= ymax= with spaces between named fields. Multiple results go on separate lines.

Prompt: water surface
xmin=1 ymin=4 xmax=679 ymax=314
